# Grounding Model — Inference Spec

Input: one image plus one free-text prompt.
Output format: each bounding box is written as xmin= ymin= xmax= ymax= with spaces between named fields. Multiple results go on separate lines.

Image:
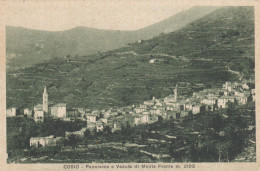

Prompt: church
xmin=33 ymin=86 xmax=68 ymax=121
xmin=33 ymin=86 xmax=48 ymax=122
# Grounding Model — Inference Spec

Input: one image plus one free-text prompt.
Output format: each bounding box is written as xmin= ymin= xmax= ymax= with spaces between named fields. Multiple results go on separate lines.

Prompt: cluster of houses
xmin=6 ymin=80 xmax=255 ymax=148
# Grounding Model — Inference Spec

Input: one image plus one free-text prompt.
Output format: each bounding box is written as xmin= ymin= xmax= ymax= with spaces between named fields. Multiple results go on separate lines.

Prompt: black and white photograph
xmin=2 ymin=0 xmax=258 ymax=167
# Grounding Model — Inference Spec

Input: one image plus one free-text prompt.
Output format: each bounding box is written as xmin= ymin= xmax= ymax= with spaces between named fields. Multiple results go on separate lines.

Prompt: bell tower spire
xmin=43 ymin=86 xmax=48 ymax=114
xmin=174 ymin=84 xmax=178 ymax=102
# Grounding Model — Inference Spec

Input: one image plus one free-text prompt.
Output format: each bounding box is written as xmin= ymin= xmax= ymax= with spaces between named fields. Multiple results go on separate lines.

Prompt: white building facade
xmin=51 ymin=103 xmax=66 ymax=118
xmin=30 ymin=135 xmax=62 ymax=148
xmin=34 ymin=110 xmax=44 ymax=122
xmin=6 ymin=107 xmax=16 ymax=117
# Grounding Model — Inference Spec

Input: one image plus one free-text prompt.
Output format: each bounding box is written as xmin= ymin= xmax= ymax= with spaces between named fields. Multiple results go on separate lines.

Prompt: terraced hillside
xmin=6 ymin=6 xmax=254 ymax=110
xmin=116 ymin=6 xmax=254 ymax=76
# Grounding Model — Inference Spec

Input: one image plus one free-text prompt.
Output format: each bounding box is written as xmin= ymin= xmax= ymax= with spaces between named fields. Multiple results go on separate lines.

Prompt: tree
xmin=121 ymin=139 xmax=126 ymax=146
xmin=67 ymin=134 xmax=78 ymax=149
xmin=210 ymin=113 xmax=223 ymax=133
xmin=103 ymin=126 xmax=112 ymax=134
xmin=189 ymin=143 xmax=198 ymax=162
xmin=158 ymin=116 xmax=163 ymax=123
xmin=56 ymin=138 xmax=64 ymax=153
xmin=168 ymin=140 xmax=175 ymax=157
xmin=247 ymin=94 xmax=253 ymax=102
xmin=232 ymin=114 xmax=248 ymax=131
xmin=215 ymin=140 xmax=232 ymax=162
xmin=84 ymin=129 xmax=91 ymax=138
xmin=216 ymin=142 xmax=225 ymax=162
xmin=227 ymin=101 xmax=235 ymax=116
xmin=121 ymin=122 xmax=132 ymax=141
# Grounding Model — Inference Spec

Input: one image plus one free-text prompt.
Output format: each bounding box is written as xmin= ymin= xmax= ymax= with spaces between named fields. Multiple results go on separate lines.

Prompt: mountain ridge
xmin=6 ymin=6 xmax=219 ymax=71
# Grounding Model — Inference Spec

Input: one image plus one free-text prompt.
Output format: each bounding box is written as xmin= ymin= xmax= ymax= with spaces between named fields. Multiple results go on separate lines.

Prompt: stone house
xmin=87 ymin=122 xmax=96 ymax=131
xmin=180 ymin=110 xmax=190 ymax=118
xmin=251 ymin=89 xmax=255 ymax=101
xmin=65 ymin=127 xmax=87 ymax=139
xmin=144 ymin=99 xmax=155 ymax=106
xmin=141 ymin=114 xmax=149 ymax=123
xmin=192 ymin=105 xmax=201 ymax=115
xmin=67 ymin=109 xmax=81 ymax=118
xmin=34 ymin=104 xmax=43 ymax=112
xmin=111 ymin=122 xmax=122 ymax=133
xmin=50 ymin=103 xmax=66 ymax=118
xmin=235 ymin=93 xmax=248 ymax=105
xmin=34 ymin=110 xmax=44 ymax=122
xmin=30 ymin=135 xmax=62 ymax=148
xmin=24 ymin=108 xmax=33 ymax=117
xmin=217 ymin=96 xmax=235 ymax=108
xmin=135 ymin=107 xmax=147 ymax=113
xmin=6 ymin=107 xmax=16 ymax=117
xmin=96 ymin=120 xmax=104 ymax=132
xmin=87 ymin=115 xmax=96 ymax=123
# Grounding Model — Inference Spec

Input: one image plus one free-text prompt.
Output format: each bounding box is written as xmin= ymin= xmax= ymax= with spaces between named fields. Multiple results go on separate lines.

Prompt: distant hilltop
xmin=6 ymin=6 xmax=219 ymax=71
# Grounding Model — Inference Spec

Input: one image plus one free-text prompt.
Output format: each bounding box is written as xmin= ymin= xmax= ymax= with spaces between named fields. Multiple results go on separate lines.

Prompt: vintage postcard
xmin=0 ymin=0 xmax=259 ymax=170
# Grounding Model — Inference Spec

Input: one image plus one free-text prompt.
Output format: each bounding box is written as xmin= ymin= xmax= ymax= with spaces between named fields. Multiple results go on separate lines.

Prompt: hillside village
xmin=6 ymin=79 xmax=255 ymax=149
xmin=5 ymin=6 xmax=255 ymax=163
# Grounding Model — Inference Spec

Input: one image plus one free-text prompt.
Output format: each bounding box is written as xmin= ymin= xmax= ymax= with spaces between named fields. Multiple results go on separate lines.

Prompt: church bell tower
xmin=43 ymin=86 xmax=48 ymax=114
xmin=174 ymin=84 xmax=178 ymax=102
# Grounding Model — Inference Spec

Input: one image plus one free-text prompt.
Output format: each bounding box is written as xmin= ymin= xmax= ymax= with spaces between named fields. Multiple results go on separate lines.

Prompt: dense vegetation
xmin=6 ymin=7 xmax=254 ymax=110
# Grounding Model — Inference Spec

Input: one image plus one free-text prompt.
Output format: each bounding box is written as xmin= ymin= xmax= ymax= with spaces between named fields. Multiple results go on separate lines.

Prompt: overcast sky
xmin=4 ymin=1 xmax=192 ymax=31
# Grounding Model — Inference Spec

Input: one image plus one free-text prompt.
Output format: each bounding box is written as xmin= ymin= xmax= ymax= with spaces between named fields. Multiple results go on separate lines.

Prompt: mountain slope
xmin=116 ymin=6 xmax=254 ymax=75
xmin=6 ymin=6 xmax=218 ymax=71
xmin=6 ymin=6 xmax=254 ymax=110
